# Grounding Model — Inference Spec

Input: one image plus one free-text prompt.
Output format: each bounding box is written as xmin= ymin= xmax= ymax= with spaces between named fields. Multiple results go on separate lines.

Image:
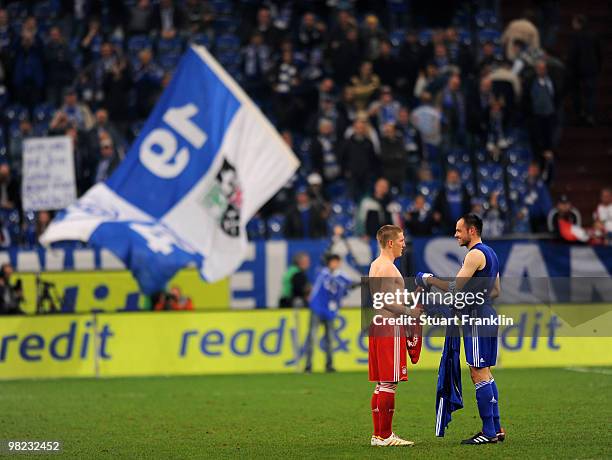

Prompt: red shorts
xmin=368 ymin=324 xmax=407 ymax=382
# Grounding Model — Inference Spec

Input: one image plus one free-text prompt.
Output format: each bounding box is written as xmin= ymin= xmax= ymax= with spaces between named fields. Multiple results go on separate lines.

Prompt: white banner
xmin=22 ymin=136 xmax=77 ymax=211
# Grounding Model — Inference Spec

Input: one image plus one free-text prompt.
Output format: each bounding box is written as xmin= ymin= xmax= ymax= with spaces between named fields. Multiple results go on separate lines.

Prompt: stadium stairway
xmin=502 ymin=0 xmax=612 ymax=223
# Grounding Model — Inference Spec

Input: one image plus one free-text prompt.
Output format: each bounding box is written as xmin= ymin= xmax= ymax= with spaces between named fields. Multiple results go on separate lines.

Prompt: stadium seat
xmin=4 ymin=104 xmax=28 ymax=124
xmin=394 ymin=196 xmax=413 ymax=212
xmin=33 ymin=122 xmax=49 ymax=136
xmin=71 ymin=53 xmax=83 ymax=71
xmin=246 ymin=216 xmax=266 ymax=240
xmin=417 ymin=180 xmax=439 ymax=199
xmin=215 ymin=33 xmax=240 ymax=53
xmin=475 ymin=149 xmax=488 ymax=163
xmin=212 ymin=0 xmax=233 ymax=16
xmin=159 ymin=53 xmax=181 ymax=71
xmin=214 ymin=17 xmax=239 ymax=34
xmin=418 ymin=29 xmax=433 ymax=45
xmin=110 ymin=35 xmax=125 ymax=52
xmin=328 ymin=213 xmax=355 ymax=236
xmin=128 ymin=35 xmax=153 ymax=55
xmin=478 ymin=28 xmax=501 ymax=45
xmin=267 ymin=215 xmax=286 ymax=240
xmin=191 ymin=33 xmax=213 ymax=49
xmin=479 ymin=179 xmax=503 ymax=196
xmin=33 ymin=103 xmax=55 ymax=123
xmin=157 ymin=36 xmax=184 ymax=56
xmin=458 ymin=28 xmax=472 ymax=45
xmin=331 ymin=198 xmax=356 ymax=217
xmin=389 ymin=29 xmax=405 ymax=47
xmin=325 ymin=180 xmax=348 ymax=199
xmin=475 ymin=10 xmax=498 ymax=29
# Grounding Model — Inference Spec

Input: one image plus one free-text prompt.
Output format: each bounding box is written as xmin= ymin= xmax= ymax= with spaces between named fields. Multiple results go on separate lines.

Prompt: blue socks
xmin=475 ymin=380 xmax=496 ymax=437
xmin=490 ymin=378 xmax=501 ymax=433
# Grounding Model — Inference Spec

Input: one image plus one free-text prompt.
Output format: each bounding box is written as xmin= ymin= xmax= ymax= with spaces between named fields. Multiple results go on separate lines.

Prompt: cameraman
xmin=0 ymin=263 xmax=25 ymax=315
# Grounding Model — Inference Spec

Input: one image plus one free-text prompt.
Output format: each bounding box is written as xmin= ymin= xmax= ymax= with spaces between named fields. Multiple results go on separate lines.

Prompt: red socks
xmin=371 ymin=385 xmax=380 ymax=437
xmin=377 ymin=383 xmax=397 ymax=439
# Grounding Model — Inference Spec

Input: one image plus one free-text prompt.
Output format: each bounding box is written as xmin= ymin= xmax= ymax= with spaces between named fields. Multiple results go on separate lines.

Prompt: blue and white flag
xmin=41 ymin=46 xmax=299 ymax=293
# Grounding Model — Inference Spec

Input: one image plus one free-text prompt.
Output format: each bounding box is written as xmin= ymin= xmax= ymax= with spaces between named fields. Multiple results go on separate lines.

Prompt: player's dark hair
xmin=461 ymin=213 xmax=483 ymax=236
xmin=324 ymin=253 xmax=341 ymax=265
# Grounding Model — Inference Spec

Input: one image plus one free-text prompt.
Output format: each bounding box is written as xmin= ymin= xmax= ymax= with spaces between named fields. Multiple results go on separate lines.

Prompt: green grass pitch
xmin=1 ymin=368 xmax=610 ymax=459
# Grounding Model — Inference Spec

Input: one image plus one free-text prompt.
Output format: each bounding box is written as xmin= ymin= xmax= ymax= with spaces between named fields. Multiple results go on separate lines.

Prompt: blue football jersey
xmin=309 ymin=268 xmax=353 ymax=320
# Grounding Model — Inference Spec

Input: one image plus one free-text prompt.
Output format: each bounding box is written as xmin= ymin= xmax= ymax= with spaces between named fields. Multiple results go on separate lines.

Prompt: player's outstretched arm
xmin=418 ymin=250 xmax=485 ymax=292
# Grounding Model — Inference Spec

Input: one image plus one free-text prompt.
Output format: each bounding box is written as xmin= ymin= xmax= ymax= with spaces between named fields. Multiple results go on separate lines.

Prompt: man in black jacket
xmin=284 ymin=187 xmax=328 ymax=239
xmin=340 ymin=118 xmax=377 ymax=200
xmin=433 ymin=169 xmax=471 ymax=233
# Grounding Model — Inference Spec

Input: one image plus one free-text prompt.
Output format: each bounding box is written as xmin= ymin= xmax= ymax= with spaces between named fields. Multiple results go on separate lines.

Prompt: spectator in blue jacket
xmin=304 ymin=254 xmax=353 ymax=373
xmin=523 ymin=160 xmax=553 ymax=232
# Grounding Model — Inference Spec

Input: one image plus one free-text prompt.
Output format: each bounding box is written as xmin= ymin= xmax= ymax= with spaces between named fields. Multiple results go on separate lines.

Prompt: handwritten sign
xmin=22 ymin=136 xmax=77 ymax=211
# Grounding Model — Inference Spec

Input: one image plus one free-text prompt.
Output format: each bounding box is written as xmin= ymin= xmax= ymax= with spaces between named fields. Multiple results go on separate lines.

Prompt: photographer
xmin=0 ymin=263 xmax=25 ymax=315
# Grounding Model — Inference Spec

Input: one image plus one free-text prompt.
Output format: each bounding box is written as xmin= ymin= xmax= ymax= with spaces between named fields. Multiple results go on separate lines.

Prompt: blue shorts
xmin=462 ymin=305 xmax=498 ymax=368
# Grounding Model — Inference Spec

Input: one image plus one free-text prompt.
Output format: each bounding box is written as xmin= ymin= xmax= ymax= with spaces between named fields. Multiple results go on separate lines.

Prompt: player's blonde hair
xmin=376 ymin=225 xmax=402 ymax=248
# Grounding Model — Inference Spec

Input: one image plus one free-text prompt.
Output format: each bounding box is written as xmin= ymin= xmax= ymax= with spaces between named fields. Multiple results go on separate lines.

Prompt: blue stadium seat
xmin=477 ymin=163 xmax=503 ymax=181
xmin=33 ymin=103 xmax=55 ymax=123
xmin=417 ymin=180 xmax=439 ymax=199
xmin=71 ymin=53 xmax=83 ymax=71
xmin=4 ymin=104 xmax=28 ymax=124
xmin=159 ymin=53 xmax=181 ymax=71
xmin=507 ymin=146 xmax=531 ymax=162
xmin=246 ymin=216 xmax=266 ymax=240
xmin=267 ymin=215 xmax=286 ymax=240
xmin=216 ymin=33 xmax=240 ymax=53
xmin=458 ymin=28 xmax=472 ymax=46
xmin=447 ymin=148 xmax=467 ymax=167
xmin=394 ymin=196 xmax=412 ymax=212
xmin=479 ymin=179 xmax=503 ymax=196
xmin=475 ymin=149 xmax=487 ymax=163
xmin=325 ymin=180 xmax=348 ymax=199
xmin=331 ymin=198 xmax=356 ymax=216
xmin=389 ymin=29 xmax=405 ymax=47
xmin=128 ymin=35 xmax=153 ymax=55
xmin=157 ymin=36 xmax=183 ymax=55
xmin=214 ymin=17 xmax=239 ymax=34
xmin=418 ymin=29 xmax=433 ymax=45
xmin=329 ymin=213 xmax=355 ymax=236
xmin=478 ymin=28 xmax=501 ymax=45
xmin=212 ymin=0 xmax=233 ymax=15
xmin=475 ymin=10 xmax=498 ymax=29
xmin=110 ymin=35 xmax=125 ymax=52
xmin=9 ymin=121 xmax=22 ymax=138
xmin=33 ymin=122 xmax=49 ymax=136
xmin=388 ymin=0 xmax=409 ymax=13
xmin=191 ymin=33 xmax=213 ymax=49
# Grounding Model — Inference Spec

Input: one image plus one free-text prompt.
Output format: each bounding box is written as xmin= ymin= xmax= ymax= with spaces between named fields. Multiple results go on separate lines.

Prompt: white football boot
xmin=377 ymin=432 xmax=415 ymax=446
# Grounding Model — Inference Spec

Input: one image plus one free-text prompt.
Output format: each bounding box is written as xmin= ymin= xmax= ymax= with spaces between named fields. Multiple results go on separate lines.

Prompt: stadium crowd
xmin=0 ymin=0 xmax=609 ymax=247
